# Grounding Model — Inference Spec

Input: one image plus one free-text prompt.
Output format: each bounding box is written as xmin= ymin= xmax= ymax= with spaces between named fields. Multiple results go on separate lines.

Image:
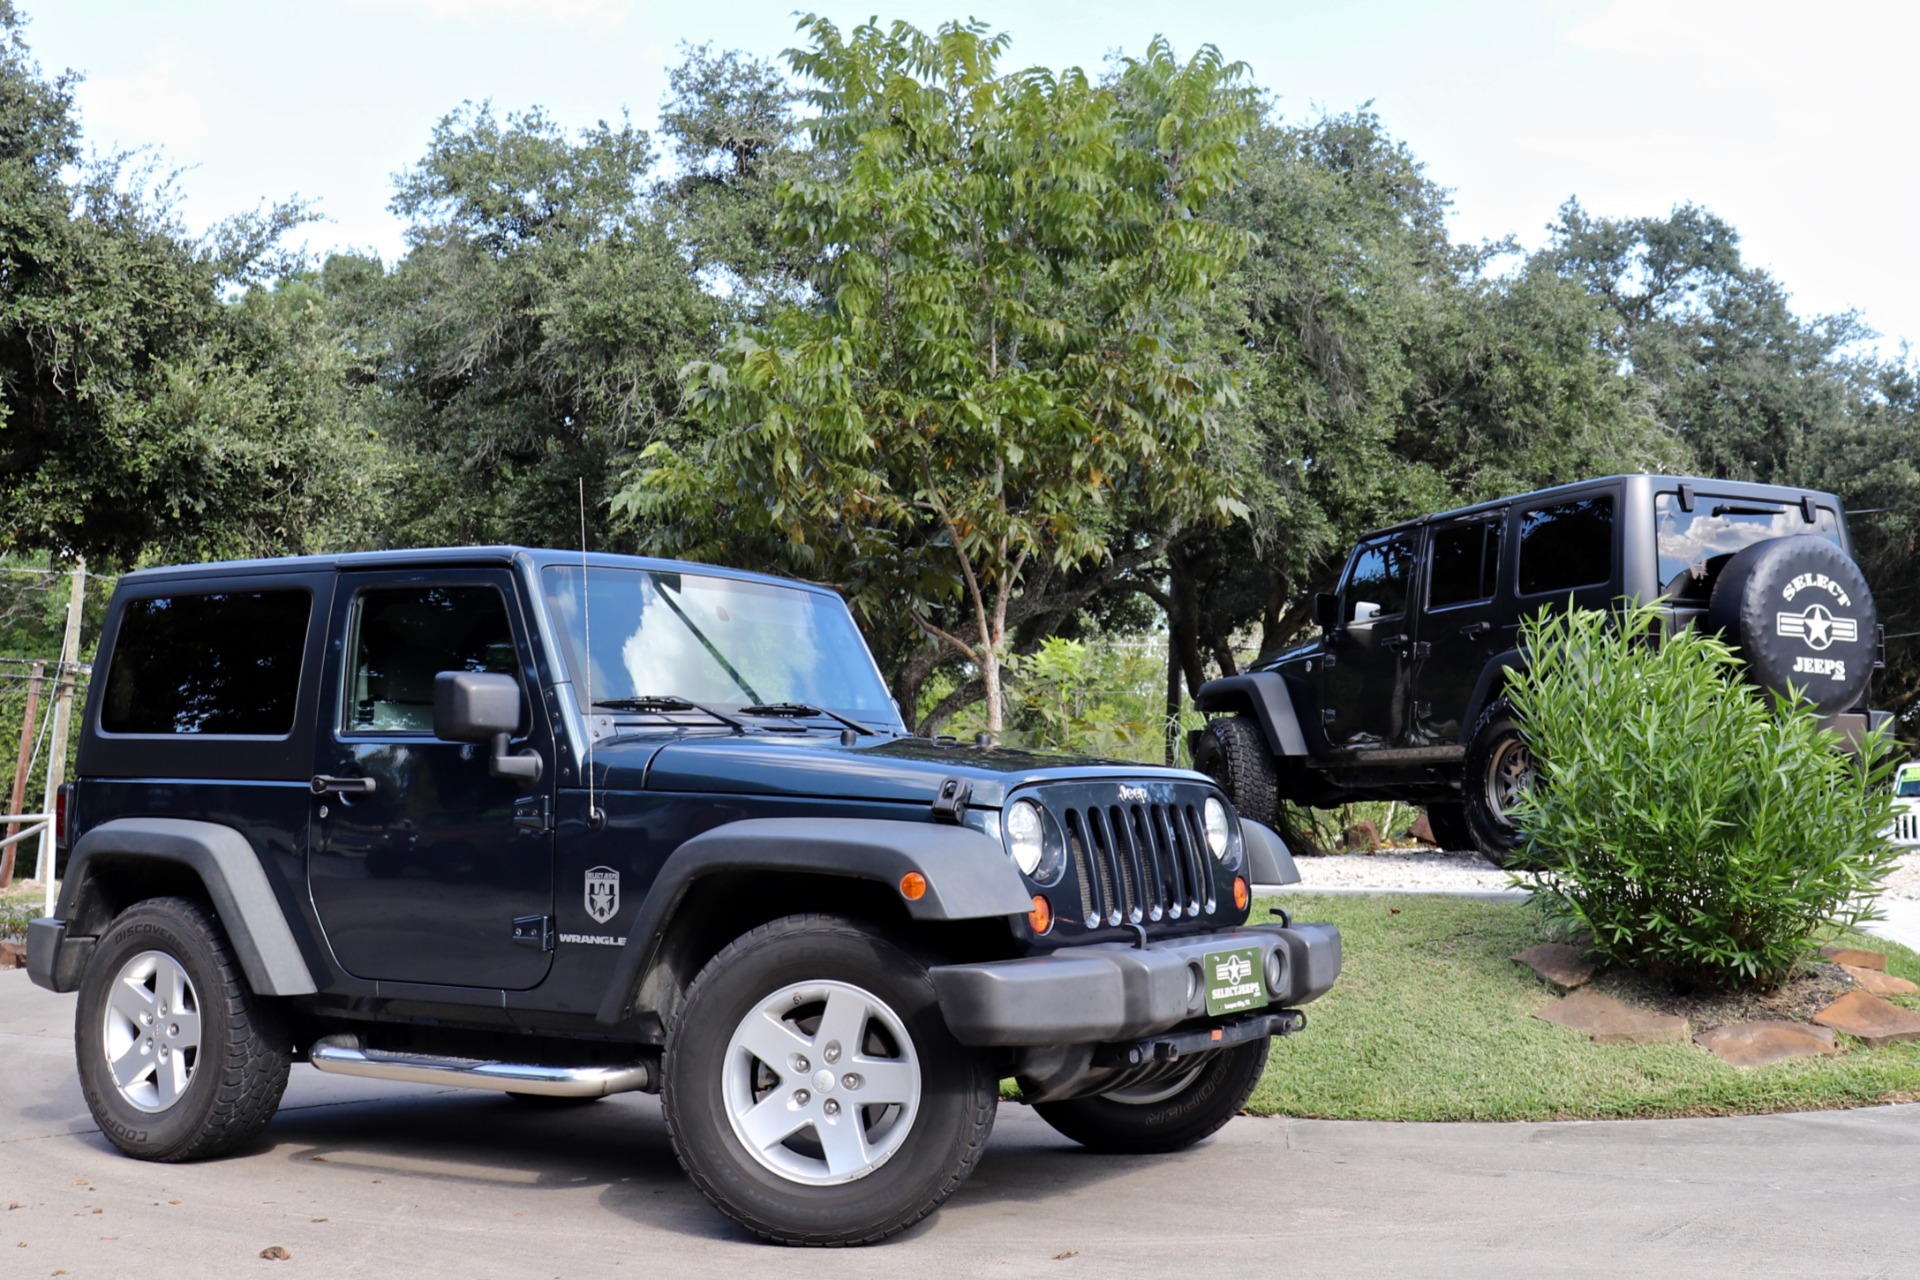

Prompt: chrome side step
xmin=308 ymin=1036 xmax=653 ymax=1097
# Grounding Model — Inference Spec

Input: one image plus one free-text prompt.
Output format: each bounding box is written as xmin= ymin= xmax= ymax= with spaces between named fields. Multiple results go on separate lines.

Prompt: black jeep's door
xmin=308 ymin=570 xmax=555 ymax=989
xmin=1320 ymin=532 xmax=1419 ymax=751
xmin=1413 ymin=514 xmax=1506 ymax=744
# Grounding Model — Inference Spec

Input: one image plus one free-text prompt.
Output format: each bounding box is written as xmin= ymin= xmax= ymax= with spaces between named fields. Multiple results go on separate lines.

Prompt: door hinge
xmin=511 ymin=915 xmax=554 ymax=951
xmin=1413 ymin=700 xmax=1432 ymax=719
xmin=1322 ymin=707 xmax=1337 ymax=724
xmin=513 ymin=795 xmax=552 ymax=833
xmin=1411 ymin=641 xmax=1432 ymax=659
xmin=1322 ymin=652 xmax=1338 ymax=670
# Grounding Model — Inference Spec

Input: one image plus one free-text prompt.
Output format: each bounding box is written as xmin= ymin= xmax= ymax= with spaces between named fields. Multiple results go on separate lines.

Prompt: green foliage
xmin=1508 ymin=603 xmax=1902 ymax=990
xmin=621 ymin=18 xmax=1256 ymax=729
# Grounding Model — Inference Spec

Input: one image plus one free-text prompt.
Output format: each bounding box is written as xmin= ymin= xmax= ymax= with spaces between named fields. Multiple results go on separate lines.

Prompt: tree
xmin=621 ymin=19 xmax=1254 ymax=732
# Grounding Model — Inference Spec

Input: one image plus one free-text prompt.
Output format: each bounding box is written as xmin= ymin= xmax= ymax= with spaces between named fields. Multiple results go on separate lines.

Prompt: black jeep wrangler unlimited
xmin=1192 ymin=474 xmax=1887 ymax=864
xmin=27 ymin=547 xmax=1338 ymax=1245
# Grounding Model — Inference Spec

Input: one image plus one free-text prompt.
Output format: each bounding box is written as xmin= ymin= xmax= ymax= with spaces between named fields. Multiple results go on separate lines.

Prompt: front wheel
xmin=1192 ymin=715 xmax=1279 ymax=828
xmin=1462 ymin=700 xmax=1536 ymax=868
xmin=1031 ymin=1037 xmax=1270 ymax=1154
xmin=661 ymin=915 xmax=998 ymax=1246
xmin=74 ymin=896 xmax=291 ymax=1162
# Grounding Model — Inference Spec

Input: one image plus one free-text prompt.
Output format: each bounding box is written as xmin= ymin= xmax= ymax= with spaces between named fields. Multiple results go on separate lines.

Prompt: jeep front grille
xmin=1063 ymin=801 xmax=1214 ymax=928
xmin=1891 ymin=811 xmax=1920 ymax=848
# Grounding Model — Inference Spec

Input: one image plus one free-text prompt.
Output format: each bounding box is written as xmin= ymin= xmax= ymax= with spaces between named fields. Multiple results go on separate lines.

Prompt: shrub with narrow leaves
xmin=1508 ymin=602 xmax=1900 ymax=990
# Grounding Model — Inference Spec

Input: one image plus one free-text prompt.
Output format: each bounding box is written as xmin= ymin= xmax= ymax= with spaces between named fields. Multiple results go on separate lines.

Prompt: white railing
xmin=1 ymin=814 xmax=54 ymax=916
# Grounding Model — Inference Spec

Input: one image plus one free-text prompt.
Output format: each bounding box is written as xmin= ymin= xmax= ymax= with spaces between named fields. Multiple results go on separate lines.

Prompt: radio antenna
xmin=579 ymin=478 xmax=603 ymax=829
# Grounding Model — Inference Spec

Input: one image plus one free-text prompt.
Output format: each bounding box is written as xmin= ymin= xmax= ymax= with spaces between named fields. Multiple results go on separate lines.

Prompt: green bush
xmin=1508 ymin=602 xmax=1901 ymax=990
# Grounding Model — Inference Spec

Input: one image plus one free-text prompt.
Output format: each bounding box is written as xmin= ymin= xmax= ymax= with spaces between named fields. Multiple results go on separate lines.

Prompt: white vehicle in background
xmin=1890 ymin=763 xmax=1920 ymax=850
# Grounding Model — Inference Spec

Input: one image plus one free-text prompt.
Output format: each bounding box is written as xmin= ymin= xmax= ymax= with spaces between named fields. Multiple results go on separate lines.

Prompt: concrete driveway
xmin=5 ymin=968 xmax=1920 ymax=1278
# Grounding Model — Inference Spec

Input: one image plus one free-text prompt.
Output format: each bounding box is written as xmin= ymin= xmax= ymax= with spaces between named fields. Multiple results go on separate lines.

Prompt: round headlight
xmin=1006 ymin=799 xmax=1046 ymax=877
xmin=1204 ymin=796 xmax=1233 ymax=860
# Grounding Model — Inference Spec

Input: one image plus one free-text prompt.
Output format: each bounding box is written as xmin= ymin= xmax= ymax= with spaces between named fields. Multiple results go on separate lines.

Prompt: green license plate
xmin=1204 ymin=946 xmax=1266 ymax=1017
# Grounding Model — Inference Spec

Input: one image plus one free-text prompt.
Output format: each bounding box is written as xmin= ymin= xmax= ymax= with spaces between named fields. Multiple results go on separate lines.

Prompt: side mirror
xmin=1313 ymin=592 xmax=1340 ymax=631
xmin=434 ymin=671 xmax=542 ymax=786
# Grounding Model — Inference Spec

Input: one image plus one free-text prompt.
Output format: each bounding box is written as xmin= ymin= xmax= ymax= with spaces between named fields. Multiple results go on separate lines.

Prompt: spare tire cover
xmin=1706 ymin=535 xmax=1877 ymax=714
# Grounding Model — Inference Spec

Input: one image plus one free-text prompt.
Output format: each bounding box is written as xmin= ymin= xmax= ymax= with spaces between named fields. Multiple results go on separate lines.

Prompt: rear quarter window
xmin=1517 ymin=497 xmax=1615 ymax=596
xmin=100 ymin=590 xmax=312 ymax=735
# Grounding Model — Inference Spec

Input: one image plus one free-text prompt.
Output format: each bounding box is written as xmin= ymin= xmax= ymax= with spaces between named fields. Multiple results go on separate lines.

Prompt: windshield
xmin=540 ymin=565 xmax=900 ymax=727
xmin=1656 ymin=493 xmax=1842 ymax=600
xmin=1898 ymin=767 xmax=1920 ymax=799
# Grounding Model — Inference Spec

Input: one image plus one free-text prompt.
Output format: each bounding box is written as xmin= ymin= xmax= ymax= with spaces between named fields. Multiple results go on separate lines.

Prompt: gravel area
xmin=1280 ymin=847 xmax=1920 ymax=900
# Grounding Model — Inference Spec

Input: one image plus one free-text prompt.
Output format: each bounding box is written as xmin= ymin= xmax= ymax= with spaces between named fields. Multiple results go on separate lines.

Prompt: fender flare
xmin=595 ymin=817 xmax=1033 ymax=1024
xmin=1242 ymin=819 xmax=1300 ymax=889
xmin=1462 ymin=650 xmax=1525 ymax=742
xmin=57 ymin=817 xmax=317 ymax=996
xmin=1193 ymin=673 xmax=1309 ymax=757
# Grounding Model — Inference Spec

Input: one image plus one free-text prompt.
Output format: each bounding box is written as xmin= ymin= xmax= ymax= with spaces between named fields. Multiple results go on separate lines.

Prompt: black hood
xmin=588 ymin=732 xmax=1210 ymax=809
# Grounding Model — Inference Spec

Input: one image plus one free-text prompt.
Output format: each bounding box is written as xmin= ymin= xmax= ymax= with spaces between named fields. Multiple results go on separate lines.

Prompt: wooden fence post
xmin=1 ymin=660 xmax=46 ymax=889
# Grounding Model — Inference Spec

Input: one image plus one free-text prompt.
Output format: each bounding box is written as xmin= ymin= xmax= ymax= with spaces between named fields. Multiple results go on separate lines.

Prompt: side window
xmin=1342 ymin=535 xmax=1415 ymax=621
xmin=1517 ymin=497 xmax=1614 ymax=596
xmin=345 ymin=586 xmax=518 ymax=733
xmin=101 ymin=591 xmax=311 ymax=736
xmin=1427 ymin=520 xmax=1503 ymax=609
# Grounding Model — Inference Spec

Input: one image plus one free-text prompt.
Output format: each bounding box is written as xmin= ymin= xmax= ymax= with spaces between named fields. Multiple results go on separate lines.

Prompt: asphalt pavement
xmin=6 ymin=967 xmax=1920 ymax=1278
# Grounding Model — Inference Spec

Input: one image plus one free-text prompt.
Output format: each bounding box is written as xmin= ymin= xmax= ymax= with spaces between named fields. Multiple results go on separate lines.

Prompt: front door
xmin=1320 ymin=532 xmax=1419 ymax=752
xmin=308 ymin=570 xmax=555 ymax=989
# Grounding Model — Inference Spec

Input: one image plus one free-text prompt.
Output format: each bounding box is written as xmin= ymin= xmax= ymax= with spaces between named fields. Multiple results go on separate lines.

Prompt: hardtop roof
xmin=1360 ymin=474 xmax=1847 ymax=541
xmin=114 ymin=546 xmax=842 ymax=598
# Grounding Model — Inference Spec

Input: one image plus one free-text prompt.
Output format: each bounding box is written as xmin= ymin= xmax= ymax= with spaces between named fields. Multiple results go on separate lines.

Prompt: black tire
xmin=661 ymin=914 xmax=998 ymax=1246
xmin=1706 ymin=534 xmax=1878 ymax=714
xmin=1193 ymin=715 xmax=1279 ymax=828
xmin=1424 ymin=801 xmax=1474 ymax=853
xmin=74 ymin=896 xmax=291 ymax=1162
xmin=1031 ymin=1037 xmax=1270 ymax=1155
xmin=1462 ymin=700 xmax=1535 ymax=868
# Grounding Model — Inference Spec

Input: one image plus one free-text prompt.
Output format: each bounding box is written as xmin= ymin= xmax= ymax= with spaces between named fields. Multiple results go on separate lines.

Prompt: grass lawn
xmin=1249 ymin=893 xmax=1920 ymax=1122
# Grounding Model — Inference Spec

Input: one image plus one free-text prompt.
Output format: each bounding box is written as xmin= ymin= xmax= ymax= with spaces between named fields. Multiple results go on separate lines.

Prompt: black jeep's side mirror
xmin=434 ymin=671 xmax=542 ymax=785
xmin=1313 ymin=592 xmax=1340 ymax=631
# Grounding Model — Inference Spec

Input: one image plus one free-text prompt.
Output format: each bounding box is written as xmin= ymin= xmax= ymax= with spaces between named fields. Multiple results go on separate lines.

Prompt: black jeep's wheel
xmin=661 ymin=915 xmax=998 ymax=1246
xmin=1192 ymin=715 xmax=1279 ymax=828
xmin=1462 ymin=700 xmax=1536 ymax=868
xmin=1423 ymin=801 xmax=1474 ymax=853
xmin=1031 ymin=1037 xmax=1270 ymax=1155
xmin=74 ymin=897 xmax=291 ymax=1162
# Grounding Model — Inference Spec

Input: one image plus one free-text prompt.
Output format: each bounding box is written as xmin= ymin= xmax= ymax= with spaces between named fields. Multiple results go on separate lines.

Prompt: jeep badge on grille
xmin=1118 ymin=784 xmax=1148 ymax=804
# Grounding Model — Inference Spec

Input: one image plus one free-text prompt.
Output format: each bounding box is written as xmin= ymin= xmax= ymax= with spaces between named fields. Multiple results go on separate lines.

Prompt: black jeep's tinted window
xmin=1343 ymin=536 xmax=1415 ymax=620
xmin=1428 ymin=520 xmax=1503 ymax=609
xmin=101 ymin=591 xmax=311 ymax=735
xmin=346 ymin=586 xmax=517 ymax=733
xmin=1517 ymin=497 xmax=1614 ymax=595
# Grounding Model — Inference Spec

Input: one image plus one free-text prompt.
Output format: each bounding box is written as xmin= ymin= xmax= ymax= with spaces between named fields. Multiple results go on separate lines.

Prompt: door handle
xmin=1462 ymin=621 xmax=1492 ymax=639
xmin=311 ymin=775 xmax=377 ymax=797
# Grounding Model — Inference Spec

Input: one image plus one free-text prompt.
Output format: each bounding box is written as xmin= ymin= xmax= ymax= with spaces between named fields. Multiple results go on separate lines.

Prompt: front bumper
xmin=929 ymin=921 xmax=1340 ymax=1048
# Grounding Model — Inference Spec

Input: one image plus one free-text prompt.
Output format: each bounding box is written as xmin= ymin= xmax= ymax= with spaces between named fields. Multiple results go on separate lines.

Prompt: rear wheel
xmin=74 ymin=897 xmax=290 ymax=1162
xmin=1032 ymin=1037 xmax=1270 ymax=1154
xmin=1193 ymin=716 xmax=1278 ymax=828
xmin=1462 ymin=700 xmax=1535 ymax=867
xmin=661 ymin=915 xmax=998 ymax=1246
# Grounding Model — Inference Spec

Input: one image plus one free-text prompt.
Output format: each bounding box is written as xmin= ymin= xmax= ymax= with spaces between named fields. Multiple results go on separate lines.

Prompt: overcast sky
xmin=23 ymin=0 xmax=1920 ymax=354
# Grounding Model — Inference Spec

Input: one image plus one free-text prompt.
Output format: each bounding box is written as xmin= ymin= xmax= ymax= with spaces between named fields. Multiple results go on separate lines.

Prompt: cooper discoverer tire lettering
xmin=1031 ymin=1036 xmax=1270 ymax=1154
xmin=74 ymin=897 xmax=291 ymax=1162
xmin=660 ymin=914 xmax=997 ymax=1246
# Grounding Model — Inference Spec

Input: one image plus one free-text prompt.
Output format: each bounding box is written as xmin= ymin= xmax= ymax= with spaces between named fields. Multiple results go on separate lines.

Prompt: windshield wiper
xmin=739 ymin=702 xmax=879 ymax=737
xmin=590 ymin=695 xmax=754 ymax=733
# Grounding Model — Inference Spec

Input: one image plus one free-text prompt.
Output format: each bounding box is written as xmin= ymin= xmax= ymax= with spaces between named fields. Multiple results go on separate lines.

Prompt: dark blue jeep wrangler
xmin=29 ymin=547 xmax=1339 ymax=1245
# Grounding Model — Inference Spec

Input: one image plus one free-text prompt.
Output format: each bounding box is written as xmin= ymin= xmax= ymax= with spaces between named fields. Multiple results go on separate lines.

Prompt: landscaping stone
xmin=1341 ymin=820 xmax=1380 ymax=852
xmin=1694 ymin=1020 xmax=1838 ymax=1068
xmin=0 ymin=940 xmax=22 ymax=970
xmin=1841 ymin=964 xmax=1919 ymax=997
xmin=1532 ymin=988 xmax=1690 ymax=1045
xmin=1817 ymin=945 xmax=1887 ymax=971
xmin=1512 ymin=943 xmax=1598 ymax=991
xmin=1409 ymin=813 xmax=1435 ymax=845
xmin=1812 ymin=990 xmax=1920 ymax=1047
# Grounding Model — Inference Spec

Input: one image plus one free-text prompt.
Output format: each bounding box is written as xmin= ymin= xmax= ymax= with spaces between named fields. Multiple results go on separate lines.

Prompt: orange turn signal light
xmin=1233 ymin=876 xmax=1250 ymax=912
xmin=1028 ymin=894 xmax=1054 ymax=935
xmin=899 ymin=871 xmax=928 ymax=901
